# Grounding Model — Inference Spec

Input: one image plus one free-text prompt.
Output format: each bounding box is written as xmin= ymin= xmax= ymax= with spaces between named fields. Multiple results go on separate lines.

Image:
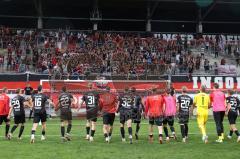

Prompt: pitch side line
xmin=0 ymin=133 xmax=220 ymax=138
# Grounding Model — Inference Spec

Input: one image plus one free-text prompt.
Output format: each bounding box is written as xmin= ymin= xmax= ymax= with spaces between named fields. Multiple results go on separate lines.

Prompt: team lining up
xmin=1 ymin=83 xmax=240 ymax=144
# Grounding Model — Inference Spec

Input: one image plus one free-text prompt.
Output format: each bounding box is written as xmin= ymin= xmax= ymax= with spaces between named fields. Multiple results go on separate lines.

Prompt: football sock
xmin=159 ymin=134 xmax=163 ymax=137
xmin=18 ymin=126 xmax=24 ymax=138
xmin=234 ymin=130 xmax=240 ymax=136
xmin=5 ymin=124 xmax=10 ymax=136
xmin=109 ymin=127 xmax=113 ymax=137
xmin=67 ymin=124 xmax=72 ymax=134
xmin=31 ymin=130 xmax=35 ymax=138
xmin=61 ymin=126 xmax=65 ymax=137
xmin=91 ymin=130 xmax=95 ymax=137
xmin=120 ymin=127 xmax=125 ymax=138
xmin=10 ymin=125 xmax=18 ymax=134
xmin=31 ymin=130 xmax=35 ymax=135
xmin=170 ymin=126 xmax=175 ymax=134
xmin=163 ymin=126 xmax=169 ymax=137
xmin=184 ymin=124 xmax=188 ymax=137
xmin=229 ymin=130 xmax=233 ymax=136
xmin=42 ymin=130 xmax=46 ymax=136
xmin=149 ymin=134 xmax=153 ymax=138
xmin=199 ymin=125 xmax=206 ymax=136
xmin=86 ymin=127 xmax=90 ymax=135
xmin=218 ymin=135 xmax=223 ymax=140
xmin=136 ymin=123 xmax=140 ymax=134
xmin=180 ymin=125 xmax=185 ymax=138
xmin=221 ymin=133 xmax=224 ymax=139
xmin=104 ymin=133 xmax=108 ymax=138
xmin=128 ymin=127 xmax=133 ymax=136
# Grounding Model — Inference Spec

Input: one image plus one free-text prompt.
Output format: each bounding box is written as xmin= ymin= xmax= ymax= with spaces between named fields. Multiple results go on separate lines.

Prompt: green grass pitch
xmin=0 ymin=118 xmax=239 ymax=159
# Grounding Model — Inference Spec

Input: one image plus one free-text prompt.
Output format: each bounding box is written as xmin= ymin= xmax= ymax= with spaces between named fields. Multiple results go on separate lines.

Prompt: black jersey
xmin=11 ymin=95 xmax=25 ymax=116
xmin=133 ymin=95 xmax=143 ymax=111
xmin=58 ymin=92 xmax=73 ymax=113
xmin=226 ymin=96 xmax=240 ymax=113
xmin=24 ymin=87 xmax=33 ymax=95
xmin=82 ymin=91 xmax=100 ymax=113
xmin=177 ymin=95 xmax=193 ymax=114
xmin=118 ymin=93 xmax=135 ymax=110
xmin=32 ymin=93 xmax=49 ymax=114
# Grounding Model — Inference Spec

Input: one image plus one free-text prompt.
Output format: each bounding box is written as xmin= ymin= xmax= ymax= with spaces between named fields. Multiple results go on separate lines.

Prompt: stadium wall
xmin=0 ymin=74 xmax=239 ymax=91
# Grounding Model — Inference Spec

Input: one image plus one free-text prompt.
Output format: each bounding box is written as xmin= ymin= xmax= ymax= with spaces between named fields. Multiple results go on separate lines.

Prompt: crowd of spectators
xmin=0 ymin=26 xmax=239 ymax=77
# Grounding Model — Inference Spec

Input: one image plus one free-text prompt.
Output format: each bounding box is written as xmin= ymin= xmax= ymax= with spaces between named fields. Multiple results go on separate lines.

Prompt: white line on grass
xmin=0 ymin=132 xmax=220 ymax=138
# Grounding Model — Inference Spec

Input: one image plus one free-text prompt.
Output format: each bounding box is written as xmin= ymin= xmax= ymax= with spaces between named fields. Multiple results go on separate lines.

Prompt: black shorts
xmin=0 ymin=115 xmax=10 ymax=125
xmin=178 ymin=113 xmax=189 ymax=124
xmin=132 ymin=110 xmax=142 ymax=123
xmin=14 ymin=114 xmax=26 ymax=124
xmin=33 ymin=112 xmax=47 ymax=123
xmin=60 ymin=111 xmax=72 ymax=121
xmin=163 ymin=116 xmax=174 ymax=126
xmin=228 ymin=111 xmax=238 ymax=125
xmin=86 ymin=113 xmax=98 ymax=122
xmin=149 ymin=116 xmax=163 ymax=126
xmin=103 ymin=113 xmax=115 ymax=126
xmin=120 ymin=109 xmax=132 ymax=124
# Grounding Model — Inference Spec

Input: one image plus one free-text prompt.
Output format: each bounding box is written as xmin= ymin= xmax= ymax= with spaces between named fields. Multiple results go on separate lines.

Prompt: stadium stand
xmin=0 ymin=26 xmax=239 ymax=77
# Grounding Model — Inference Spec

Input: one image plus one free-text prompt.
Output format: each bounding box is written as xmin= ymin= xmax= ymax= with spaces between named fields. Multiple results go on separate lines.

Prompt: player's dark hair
xmin=213 ymin=83 xmax=219 ymax=89
xmin=62 ymin=86 xmax=67 ymax=92
xmin=152 ymin=88 xmax=157 ymax=93
xmin=33 ymin=90 xmax=38 ymax=94
xmin=165 ymin=88 xmax=171 ymax=94
xmin=105 ymin=86 xmax=110 ymax=91
xmin=2 ymin=87 xmax=7 ymax=93
xmin=182 ymin=86 xmax=187 ymax=93
xmin=124 ymin=87 xmax=129 ymax=92
xmin=201 ymin=85 xmax=206 ymax=93
xmin=88 ymin=82 xmax=93 ymax=89
xmin=228 ymin=89 xmax=234 ymax=95
xmin=131 ymin=87 xmax=136 ymax=93
xmin=37 ymin=85 xmax=42 ymax=92
xmin=16 ymin=88 xmax=21 ymax=94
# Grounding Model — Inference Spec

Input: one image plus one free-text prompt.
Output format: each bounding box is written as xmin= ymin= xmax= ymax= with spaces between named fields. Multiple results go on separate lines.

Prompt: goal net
xmin=40 ymin=79 xmax=170 ymax=93
xmin=40 ymin=79 xmax=170 ymax=117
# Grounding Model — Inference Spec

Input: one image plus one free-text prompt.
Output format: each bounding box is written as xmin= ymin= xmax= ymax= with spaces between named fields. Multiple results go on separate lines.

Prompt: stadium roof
xmin=0 ymin=0 xmax=240 ymax=33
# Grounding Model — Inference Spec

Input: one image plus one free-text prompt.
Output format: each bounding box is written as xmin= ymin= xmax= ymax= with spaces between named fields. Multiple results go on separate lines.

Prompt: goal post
xmin=40 ymin=79 xmax=171 ymax=93
xmin=40 ymin=79 xmax=170 ymax=117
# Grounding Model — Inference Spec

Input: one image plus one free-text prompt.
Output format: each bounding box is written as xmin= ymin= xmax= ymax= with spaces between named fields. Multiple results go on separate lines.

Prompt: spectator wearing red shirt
xmin=145 ymin=88 xmax=165 ymax=144
xmin=100 ymin=87 xmax=118 ymax=143
xmin=0 ymin=87 xmax=10 ymax=138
